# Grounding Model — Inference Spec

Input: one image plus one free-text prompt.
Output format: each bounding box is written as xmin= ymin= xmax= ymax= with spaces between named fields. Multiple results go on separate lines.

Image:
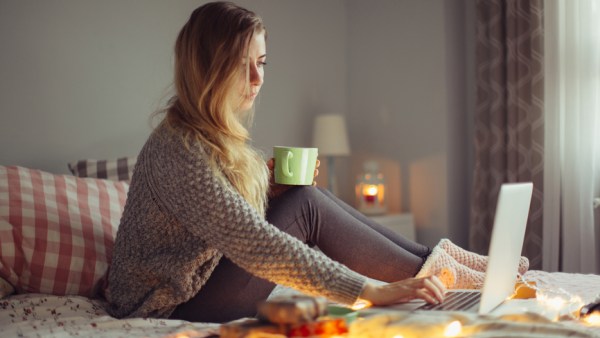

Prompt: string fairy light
xmin=512 ymin=274 xmax=598 ymax=324
xmin=351 ymin=299 xmax=371 ymax=311
xmin=345 ymin=274 xmax=599 ymax=338
xmin=583 ymin=312 xmax=600 ymax=326
xmin=443 ymin=320 xmax=462 ymax=337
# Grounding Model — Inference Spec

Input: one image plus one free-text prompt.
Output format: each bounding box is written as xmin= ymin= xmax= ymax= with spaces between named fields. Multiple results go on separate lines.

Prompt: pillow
xmin=0 ymin=165 xmax=129 ymax=297
xmin=68 ymin=157 xmax=137 ymax=181
xmin=0 ymin=276 xmax=14 ymax=298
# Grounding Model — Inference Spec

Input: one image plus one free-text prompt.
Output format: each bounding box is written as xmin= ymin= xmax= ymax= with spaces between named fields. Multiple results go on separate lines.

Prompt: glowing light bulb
xmin=584 ymin=313 xmax=600 ymax=326
xmin=392 ymin=335 xmax=404 ymax=338
xmin=444 ymin=320 xmax=462 ymax=337
xmin=351 ymin=299 xmax=371 ymax=310
xmin=173 ymin=333 xmax=191 ymax=338
xmin=546 ymin=296 xmax=566 ymax=310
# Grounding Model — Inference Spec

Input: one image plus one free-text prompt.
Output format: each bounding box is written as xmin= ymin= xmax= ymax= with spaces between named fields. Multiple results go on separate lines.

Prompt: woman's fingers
xmin=415 ymin=288 xmax=439 ymax=304
xmin=390 ymin=277 xmax=445 ymax=305
xmin=430 ymin=275 xmax=447 ymax=292
xmin=423 ymin=277 xmax=446 ymax=303
xmin=312 ymin=160 xmax=320 ymax=185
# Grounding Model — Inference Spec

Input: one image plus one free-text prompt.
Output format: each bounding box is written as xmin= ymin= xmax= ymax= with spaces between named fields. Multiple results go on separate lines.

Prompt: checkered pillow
xmin=68 ymin=157 xmax=137 ymax=181
xmin=0 ymin=165 xmax=129 ymax=297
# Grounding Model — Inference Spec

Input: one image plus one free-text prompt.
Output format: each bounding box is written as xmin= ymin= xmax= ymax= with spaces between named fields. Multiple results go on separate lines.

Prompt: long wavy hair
xmin=164 ymin=1 xmax=269 ymax=217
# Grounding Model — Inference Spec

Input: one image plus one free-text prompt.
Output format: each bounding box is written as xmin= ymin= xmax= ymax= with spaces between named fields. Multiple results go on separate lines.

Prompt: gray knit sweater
xmin=105 ymin=123 xmax=367 ymax=319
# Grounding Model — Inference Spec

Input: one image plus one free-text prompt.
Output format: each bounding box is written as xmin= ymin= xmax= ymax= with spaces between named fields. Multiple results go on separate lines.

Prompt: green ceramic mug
xmin=273 ymin=146 xmax=318 ymax=185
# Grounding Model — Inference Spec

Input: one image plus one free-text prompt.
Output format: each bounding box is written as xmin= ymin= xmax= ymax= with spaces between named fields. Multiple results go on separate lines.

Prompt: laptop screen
xmin=478 ymin=182 xmax=533 ymax=314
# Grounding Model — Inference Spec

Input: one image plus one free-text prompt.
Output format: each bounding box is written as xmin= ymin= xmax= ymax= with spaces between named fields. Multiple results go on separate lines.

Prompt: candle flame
xmin=365 ymin=185 xmax=378 ymax=196
xmin=444 ymin=320 xmax=462 ymax=337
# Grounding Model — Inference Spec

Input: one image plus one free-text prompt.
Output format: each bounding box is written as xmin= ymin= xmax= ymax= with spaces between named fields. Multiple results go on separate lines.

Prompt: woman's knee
xmin=287 ymin=185 xmax=322 ymax=199
xmin=270 ymin=185 xmax=323 ymax=206
xmin=265 ymin=186 xmax=321 ymax=241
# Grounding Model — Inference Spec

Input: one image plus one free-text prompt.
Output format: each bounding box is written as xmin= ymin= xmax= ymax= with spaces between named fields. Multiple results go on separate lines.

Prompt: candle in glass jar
xmin=355 ymin=161 xmax=387 ymax=215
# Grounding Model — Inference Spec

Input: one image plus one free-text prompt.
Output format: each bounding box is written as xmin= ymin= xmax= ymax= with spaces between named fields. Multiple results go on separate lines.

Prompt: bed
xmin=2 ymin=270 xmax=600 ymax=337
xmin=1 ymin=162 xmax=600 ymax=337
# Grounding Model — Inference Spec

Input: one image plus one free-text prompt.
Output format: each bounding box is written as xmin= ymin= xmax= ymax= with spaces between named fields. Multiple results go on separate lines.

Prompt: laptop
xmin=375 ymin=182 xmax=533 ymax=315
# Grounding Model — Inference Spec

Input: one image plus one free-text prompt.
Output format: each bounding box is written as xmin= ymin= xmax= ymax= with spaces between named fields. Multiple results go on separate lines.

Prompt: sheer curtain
xmin=544 ymin=0 xmax=600 ymax=273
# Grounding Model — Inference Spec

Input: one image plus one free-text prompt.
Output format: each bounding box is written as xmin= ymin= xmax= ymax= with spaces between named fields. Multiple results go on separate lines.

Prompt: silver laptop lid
xmin=478 ymin=182 xmax=533 ymax=314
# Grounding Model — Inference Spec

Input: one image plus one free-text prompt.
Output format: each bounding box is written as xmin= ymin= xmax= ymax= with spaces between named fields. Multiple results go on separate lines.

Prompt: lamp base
xmin=327 ymin=156 xmax=339 ymax=196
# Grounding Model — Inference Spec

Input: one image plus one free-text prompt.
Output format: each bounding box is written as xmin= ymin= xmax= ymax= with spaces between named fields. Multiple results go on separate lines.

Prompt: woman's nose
xmin=249 ymin=64 xmax=263 ymax=85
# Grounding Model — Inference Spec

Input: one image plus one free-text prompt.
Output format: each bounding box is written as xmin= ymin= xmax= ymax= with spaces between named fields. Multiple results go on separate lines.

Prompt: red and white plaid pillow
xmin=0 ymin=165 xmax=128 ymax=297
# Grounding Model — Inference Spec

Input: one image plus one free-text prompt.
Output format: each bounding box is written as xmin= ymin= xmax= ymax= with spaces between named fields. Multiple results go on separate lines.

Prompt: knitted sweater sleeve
xmin=144 ymin=130 xmax=366 ymax=305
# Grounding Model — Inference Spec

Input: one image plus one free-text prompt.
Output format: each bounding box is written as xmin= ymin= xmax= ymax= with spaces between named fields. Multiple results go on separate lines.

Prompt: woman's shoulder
xmin=143 ymin=121 xmax=207 ymax=158
xmin=148 ymin=120 xmax=184 ymax=146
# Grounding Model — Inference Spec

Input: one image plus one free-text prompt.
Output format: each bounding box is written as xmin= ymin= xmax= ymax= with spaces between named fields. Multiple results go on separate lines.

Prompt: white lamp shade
xmin=312 ymin=114 xmax=350 ymax=156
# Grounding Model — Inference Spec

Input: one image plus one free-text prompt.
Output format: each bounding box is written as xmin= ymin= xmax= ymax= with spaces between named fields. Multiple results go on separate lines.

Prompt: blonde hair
xmin=164 ymin=2 xmax=269 ymax=217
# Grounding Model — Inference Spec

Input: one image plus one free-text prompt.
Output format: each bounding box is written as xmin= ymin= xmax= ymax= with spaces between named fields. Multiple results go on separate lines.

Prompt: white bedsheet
xmin=0 ymin=294 xmax=219 ymax=338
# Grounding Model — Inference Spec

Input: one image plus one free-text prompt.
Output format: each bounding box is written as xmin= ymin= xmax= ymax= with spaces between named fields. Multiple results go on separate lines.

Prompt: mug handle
xmin=282 ymin=151 xmax=294 ymax=177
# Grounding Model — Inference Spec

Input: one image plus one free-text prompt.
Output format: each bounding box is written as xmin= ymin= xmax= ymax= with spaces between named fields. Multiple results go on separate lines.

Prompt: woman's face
xmin=237 ymin=31 xmax=266 ymax=112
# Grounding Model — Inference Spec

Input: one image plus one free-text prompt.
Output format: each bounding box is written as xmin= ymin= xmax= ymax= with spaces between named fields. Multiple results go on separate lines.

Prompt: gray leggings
xmin=170 ymin=186 xmax=431 ymax=323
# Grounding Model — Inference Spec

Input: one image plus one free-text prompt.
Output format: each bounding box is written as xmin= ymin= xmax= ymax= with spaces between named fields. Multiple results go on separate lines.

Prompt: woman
xmin=106 ymin=1 xmax=527 ymax=323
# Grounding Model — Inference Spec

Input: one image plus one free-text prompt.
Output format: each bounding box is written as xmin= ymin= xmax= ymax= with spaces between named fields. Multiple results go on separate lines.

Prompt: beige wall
xmin=344 ymin=0 xmax=474 ymax=247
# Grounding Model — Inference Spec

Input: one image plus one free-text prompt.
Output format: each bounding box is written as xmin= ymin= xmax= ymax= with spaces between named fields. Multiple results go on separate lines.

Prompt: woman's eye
xmin=258 ymin=61 xmax=267 ymax=67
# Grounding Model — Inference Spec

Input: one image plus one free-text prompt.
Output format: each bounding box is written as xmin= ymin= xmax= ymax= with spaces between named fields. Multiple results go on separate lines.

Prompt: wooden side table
xmin=369 ymin=213 xmax=416 ymax=241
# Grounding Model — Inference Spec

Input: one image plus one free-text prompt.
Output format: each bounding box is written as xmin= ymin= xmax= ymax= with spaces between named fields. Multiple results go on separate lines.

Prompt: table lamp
xmin=312 ymin=114 xmax=350 ymax=196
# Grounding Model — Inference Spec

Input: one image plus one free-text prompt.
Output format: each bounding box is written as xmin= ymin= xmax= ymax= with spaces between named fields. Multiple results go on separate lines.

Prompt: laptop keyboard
xmin=418 ymin=291 xmax=481 ymax=311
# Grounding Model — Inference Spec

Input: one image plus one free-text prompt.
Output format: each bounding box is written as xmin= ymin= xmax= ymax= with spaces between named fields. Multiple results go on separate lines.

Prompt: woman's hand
xmin=358 ymin=276 xmax=446 ymax=306
xmin=312 ymin=159 xmax=320 ymax=185
xmin=267 ymin=158 xmax=320 ymax=198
